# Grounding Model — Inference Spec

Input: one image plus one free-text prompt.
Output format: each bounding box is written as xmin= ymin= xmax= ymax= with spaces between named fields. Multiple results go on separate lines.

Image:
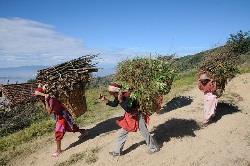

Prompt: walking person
xmin=198 ymin=73 xmax=218 ymax=124
xmin=100 ymin=83 xmax=159 ymax=156
xmin=34 ymin=84 xmax=87 ymax=157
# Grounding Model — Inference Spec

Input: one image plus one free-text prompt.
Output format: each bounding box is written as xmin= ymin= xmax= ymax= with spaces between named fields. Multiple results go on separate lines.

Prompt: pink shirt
xmin=203 ymin=92 xmax=218 ymax=122
xmin=48 ymin=97 xmax=65 ymax=115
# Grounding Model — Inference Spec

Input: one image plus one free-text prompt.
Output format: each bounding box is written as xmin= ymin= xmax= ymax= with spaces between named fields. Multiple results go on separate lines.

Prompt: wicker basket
xmin=59 ymin=83 xmax=87 ymax=118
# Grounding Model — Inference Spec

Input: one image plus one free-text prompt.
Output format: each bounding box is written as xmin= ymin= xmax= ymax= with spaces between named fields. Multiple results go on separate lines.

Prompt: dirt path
xmin=10 ymin=73 xmax=250 ymax=166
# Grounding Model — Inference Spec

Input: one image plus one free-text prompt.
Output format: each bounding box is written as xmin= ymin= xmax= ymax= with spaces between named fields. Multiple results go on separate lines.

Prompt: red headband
xmin=35 ymin=88 xmax=44 ymax=93
xmin=109 ymin=83 xmax=122 ymax=88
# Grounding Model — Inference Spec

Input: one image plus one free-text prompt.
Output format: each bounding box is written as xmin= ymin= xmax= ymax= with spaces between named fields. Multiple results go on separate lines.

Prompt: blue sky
xmin=0 ymin=0 xmax=249 ymax=70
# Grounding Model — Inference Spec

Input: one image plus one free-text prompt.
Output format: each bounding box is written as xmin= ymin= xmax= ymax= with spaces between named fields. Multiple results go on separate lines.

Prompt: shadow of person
xmin=153 ymin=118 xmax=200 ymax=147
xmin=159 ymin=96 xmax=193 ymax=114
xmin=123 ymin=118 xmax=200 ymax=155
xmin=210 ymin=102 xmax=241 ymax=123
xmin=122 ymin=141 xmax=146 ymax=155
xmin=64 ymin=117 xmax=120 ymax=151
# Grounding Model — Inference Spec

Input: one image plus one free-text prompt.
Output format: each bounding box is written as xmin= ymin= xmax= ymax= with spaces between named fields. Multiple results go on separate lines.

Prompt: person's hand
xmin=99 ymin=94 xmax=107 ymax=101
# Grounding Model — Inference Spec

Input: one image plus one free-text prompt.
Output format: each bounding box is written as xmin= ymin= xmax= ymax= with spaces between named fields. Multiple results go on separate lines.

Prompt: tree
xmin=227 ymin=30 xmax=250 ymax=54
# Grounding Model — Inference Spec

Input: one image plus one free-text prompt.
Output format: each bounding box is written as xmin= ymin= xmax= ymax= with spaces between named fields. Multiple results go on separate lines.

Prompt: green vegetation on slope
xmin=0 ymin=30 xmax=249 ymax=166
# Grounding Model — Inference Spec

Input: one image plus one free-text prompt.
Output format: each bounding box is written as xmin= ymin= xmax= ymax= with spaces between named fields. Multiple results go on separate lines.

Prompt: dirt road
xmin=10 ymin=73 xmax=250 ymax=166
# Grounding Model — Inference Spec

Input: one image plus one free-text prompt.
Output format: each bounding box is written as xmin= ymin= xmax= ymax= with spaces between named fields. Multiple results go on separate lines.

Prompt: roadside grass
xmin=55 ymin=147 xmax=100 ymax=166
xmin=163 ymin=70 xmax=197 ymax=102
xmin=0 ymin=135 xmax=54 ymax=166
xmin=239 ymin=64 xmax=250 ymax=74
xmin=76 ymin=86 xmax=121 ymax=125
xmin=0 ymin=119 xmax=54 ymax=152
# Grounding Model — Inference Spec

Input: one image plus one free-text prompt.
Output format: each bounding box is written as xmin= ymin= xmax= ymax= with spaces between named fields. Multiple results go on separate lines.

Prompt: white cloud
xmin=0 ymin=17 xmax=150 ymax=68
xmin=0 ymin=17 xmax=207 ymax=70
xmin=97 ymin=47 xmax=150 ymax=65
xmin=0 ymin=17 xmax=96 ymax=67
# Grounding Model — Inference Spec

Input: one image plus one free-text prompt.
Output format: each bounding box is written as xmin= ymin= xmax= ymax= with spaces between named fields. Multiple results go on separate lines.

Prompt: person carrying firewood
xmin=99 ymin=83 xmax=159 ymax=156
xmin=34 ymin=84 xmax=87 ymax=157
xmin=198 ymin=73 xmax=218 ymax=124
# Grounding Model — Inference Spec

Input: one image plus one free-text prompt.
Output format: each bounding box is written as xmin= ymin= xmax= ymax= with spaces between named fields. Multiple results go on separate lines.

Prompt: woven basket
xmin=59 ymin=83 xmax=87 ymax=118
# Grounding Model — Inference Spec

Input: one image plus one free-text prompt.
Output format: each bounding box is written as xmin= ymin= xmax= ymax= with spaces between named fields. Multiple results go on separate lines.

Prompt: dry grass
xmin=55 ymin=147 xmax=100 ymax=166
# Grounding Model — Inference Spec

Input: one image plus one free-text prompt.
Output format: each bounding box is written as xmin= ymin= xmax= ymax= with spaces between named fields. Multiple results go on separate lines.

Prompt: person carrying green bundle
xmin=100 ymin=83 xmax=160 ymax=156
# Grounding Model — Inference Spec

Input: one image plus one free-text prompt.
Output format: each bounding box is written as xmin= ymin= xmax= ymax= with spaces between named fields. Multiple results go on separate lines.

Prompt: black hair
xmin=199 ymin=79 xmax=211 ymax=86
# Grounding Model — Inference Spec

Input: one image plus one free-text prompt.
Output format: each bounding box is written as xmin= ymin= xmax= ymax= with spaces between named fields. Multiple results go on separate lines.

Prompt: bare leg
xmin=52 ymin=140 xmax=62 ymax=157
xmin=56 ymin=140 xmax=62 ymax=153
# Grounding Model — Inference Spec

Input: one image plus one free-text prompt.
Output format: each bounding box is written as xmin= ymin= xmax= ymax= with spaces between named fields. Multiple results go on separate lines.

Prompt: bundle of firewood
xmin=0 ymin=83 xmax=38 ymax=107
xmin=36 ymin=55 xmax=98 ymax=117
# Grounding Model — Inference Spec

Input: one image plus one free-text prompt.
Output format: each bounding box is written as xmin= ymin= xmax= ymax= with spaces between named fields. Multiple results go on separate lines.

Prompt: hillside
xmin=171 ymin=49 xmax=250 ymax=73
xmin=8 ymin=73 xmax=250 ymax=166
xmin=1 ymin=31 xmax=249 ymax=166
xmin=90 ymin=50 xmax=250 ymax=87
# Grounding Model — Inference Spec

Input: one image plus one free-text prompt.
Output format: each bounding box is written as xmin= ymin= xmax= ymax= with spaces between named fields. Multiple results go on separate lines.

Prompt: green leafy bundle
xmin=115 ymin=57 xmax=176 ymax=115
xmin=198 ymin=45 xmax=239 ymax=97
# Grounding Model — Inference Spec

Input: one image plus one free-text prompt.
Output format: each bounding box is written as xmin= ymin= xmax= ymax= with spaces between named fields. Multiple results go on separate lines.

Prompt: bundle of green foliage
xmin=198 ymin=31 xmax=250 ymax=97
xmin=115 ymin=57 xmax=176 ymax=115
xmin=198 ymin=45 xmax=239 ymax=97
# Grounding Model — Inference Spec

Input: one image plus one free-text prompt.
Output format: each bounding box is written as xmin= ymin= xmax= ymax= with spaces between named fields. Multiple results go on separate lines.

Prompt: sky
xmin=0 ymin=0 xmax=250 ymax=70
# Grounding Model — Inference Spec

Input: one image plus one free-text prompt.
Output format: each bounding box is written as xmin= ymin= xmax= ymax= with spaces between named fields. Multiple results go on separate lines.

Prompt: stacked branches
xmin=115 ymin=57 xmax=176 ymax=115
xmin=0 ymin=83 xmax=38 ymax=108
xmin=36 ymin=55 xmax=98 ymax=117
xmin=36 ymin=55 xmax=98 ymax=95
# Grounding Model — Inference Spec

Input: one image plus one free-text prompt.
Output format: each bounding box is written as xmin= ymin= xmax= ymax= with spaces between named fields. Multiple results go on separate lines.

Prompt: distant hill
xmin=172 ymin=48 xmax=250 ymax=72
xmin=1 ymin=41 xmax=249 ymax=85
xmin=0 ymin=65 xmax=46 ymax=84
xmin=94 ymin=63 xmax=116 ymax=77
xmin=0 ymin=63 xmax=116 ymax=85
xmin=91 ymin=48 xmax=250 ymax=87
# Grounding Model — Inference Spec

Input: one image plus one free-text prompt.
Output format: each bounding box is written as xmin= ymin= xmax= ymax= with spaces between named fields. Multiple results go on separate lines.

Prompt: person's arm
xmin=100 ymin=94 xmax=119 ymax=107
xmin=44 ymin=94 xmax=53 ymax=114
xmin=106 ymin=97 xmax=119 ymax=107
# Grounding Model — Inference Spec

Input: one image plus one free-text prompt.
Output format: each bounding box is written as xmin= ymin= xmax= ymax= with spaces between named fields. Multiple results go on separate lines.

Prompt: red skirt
xmin=55 ymin=116 xmax=79 ymax=141
xmin=116 ymin=112 xmax=149 ymax=132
